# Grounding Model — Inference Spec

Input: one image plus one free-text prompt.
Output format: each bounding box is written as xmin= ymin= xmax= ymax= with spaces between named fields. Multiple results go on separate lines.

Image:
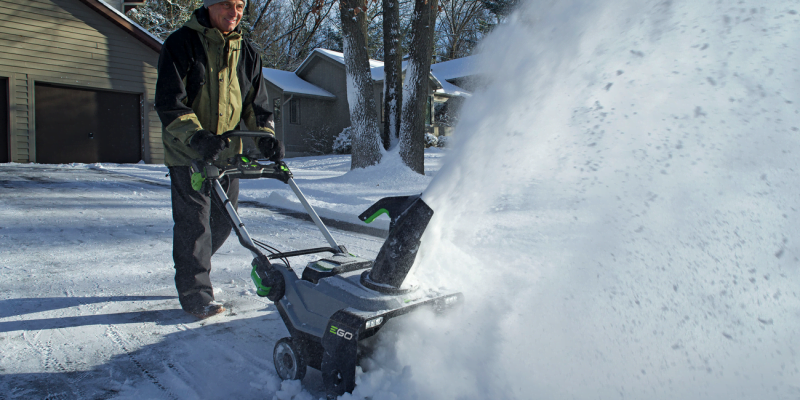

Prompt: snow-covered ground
xmin=95 ymin=149 xmax=446 ymax=233
xmin=0 ymin=152 xmax=442 ymax=400
xmin=4 ymin=0 xmax=800 ymax=399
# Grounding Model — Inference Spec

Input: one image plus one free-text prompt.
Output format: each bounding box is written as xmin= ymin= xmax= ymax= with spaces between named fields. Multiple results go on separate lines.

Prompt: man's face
xmin=208 ymin=0 xmax=244 ymax=34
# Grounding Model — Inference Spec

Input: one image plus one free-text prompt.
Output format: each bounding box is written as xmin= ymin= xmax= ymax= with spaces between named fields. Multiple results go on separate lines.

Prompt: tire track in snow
xmin=106 ymin=325 xmax=178 ymax=400
xmin=21 ymin=331 xmax=85 ymax=399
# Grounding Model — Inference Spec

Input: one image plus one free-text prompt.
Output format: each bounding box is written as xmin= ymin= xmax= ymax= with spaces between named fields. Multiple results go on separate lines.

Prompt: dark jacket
xmin=155 ymin=7 xmax=274 ymax=166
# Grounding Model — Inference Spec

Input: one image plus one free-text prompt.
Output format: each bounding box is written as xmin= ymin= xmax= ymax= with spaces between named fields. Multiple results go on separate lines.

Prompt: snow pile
xmin=348 ymin=0 xmax=800 ymax=399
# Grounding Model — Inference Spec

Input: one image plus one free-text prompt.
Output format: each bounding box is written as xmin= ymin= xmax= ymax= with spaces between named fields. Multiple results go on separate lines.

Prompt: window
xmin=289 ymin=98 xmax=300 ymax=125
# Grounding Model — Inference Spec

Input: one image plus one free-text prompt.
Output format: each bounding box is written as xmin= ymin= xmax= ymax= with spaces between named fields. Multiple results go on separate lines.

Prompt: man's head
xmin=204 ymin=0 xmax=245 ymax=34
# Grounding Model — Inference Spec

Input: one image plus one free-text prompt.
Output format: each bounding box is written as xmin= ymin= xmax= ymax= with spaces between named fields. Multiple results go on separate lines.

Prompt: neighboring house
xmin=430 ymin=55 xmax=483 ymax=93
xmin=263 ymin=48 xmax=475 ymax=156
xmin=0 ymin=0 xmax=162 ymax=164
xmin=429 ymin=55 xmax=482 ymax=136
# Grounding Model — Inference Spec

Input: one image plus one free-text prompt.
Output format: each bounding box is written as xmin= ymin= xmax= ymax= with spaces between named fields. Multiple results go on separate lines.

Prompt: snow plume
xmin=347 ymin=1 xmax=800 ymax=399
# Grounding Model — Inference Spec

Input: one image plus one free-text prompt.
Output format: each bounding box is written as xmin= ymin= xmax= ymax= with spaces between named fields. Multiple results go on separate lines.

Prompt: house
xmin=430 ymin=55 xmax=483 ymax=93
xmin=263 ymin=48 xmax=475 ymax=156
xmin=0 ymin=0 xmax=162 ymax=164
xmin=429 ymin=56 xmax=480 ymax=137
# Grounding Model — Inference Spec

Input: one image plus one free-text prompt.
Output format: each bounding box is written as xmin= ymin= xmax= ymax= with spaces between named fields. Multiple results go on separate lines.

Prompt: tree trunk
xmin=399 ymin=0 xmax=438 ymax=174
xmin=382 ymin=0 xmax=402 ymax=149
xmin=340 ymin=0 xmax=383 ymax=169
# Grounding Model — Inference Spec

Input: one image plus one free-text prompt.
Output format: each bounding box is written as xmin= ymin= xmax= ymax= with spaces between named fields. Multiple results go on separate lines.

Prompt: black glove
xmin=258 ymin=135 xmax=285 ymax=162
xmin=190 ymin=130 xmax=228 ymax=161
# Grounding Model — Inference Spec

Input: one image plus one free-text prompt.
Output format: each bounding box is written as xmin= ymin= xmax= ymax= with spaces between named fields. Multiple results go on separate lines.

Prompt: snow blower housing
xmin=191 ymin=131 xmax=463 ymax=398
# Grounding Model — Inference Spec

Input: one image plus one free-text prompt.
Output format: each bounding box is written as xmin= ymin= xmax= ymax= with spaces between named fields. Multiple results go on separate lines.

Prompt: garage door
xmin=1 ymin=77 xmax=7 ymax=163
xmin=35 ymin=83 xmax=141 ymax=164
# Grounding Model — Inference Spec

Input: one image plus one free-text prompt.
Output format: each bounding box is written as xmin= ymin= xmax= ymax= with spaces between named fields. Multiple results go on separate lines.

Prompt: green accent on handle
xmin=313 ymin=260 xmax=336 ymax=271
xmin=191 ymin=172 xmax=204 ymax=191
xmin=250 ymin=263 xmax=271 ymax=297
xmin=241 ymin=156 xmax=250 ymax=163
xmin=364 ymin=208 xmax=389 ymax=224
xmin=280 ymin=165 xmax=289 ymax=172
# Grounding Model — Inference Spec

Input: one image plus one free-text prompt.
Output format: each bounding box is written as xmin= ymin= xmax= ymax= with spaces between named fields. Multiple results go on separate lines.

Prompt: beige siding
xmin=13 ymin=74 xmax=30 ymax=161
xmin=0 ymin=0 xmax=162 ymax=163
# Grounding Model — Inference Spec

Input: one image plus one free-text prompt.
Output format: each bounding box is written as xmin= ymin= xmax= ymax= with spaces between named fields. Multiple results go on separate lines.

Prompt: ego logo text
xmin=329 ymin=326 xmax=354 ymax=340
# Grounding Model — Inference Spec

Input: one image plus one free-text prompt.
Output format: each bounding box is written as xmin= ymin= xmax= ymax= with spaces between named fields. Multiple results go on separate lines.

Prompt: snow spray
xmin=345 ymin=1 xmax=800 ymax=399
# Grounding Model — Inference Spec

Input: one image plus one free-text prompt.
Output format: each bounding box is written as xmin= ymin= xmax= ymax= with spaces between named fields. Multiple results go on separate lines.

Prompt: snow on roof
xmin=262 ymin=68 xmax=336 ymax=99
xmin=430 ymin=55 xmax=481 ymax=81
xmin=295 ymin=48 xmax=471 ymax=96
xmin=297 ymin=48 xmax=386 ymax=81
xmin=435 ymin=78 xmax=471 ymax=98
xmin=369 ymin=60 xmax=409 ymax=82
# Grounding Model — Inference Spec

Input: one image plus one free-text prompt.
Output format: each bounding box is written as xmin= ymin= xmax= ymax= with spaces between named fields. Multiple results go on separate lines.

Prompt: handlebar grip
xmin=220 ymin=130 xmax=276 ymax=140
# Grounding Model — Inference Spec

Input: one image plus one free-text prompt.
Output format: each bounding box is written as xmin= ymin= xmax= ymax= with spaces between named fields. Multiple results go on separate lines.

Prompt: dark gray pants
xmin=169 ymin=166 xmax=239 ymax=312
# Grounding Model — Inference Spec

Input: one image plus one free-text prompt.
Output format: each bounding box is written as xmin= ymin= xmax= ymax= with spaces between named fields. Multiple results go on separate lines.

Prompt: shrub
xmin=424 ymin=133 xmax=439 ymax=148
xmin=332 ymin=127 xmax=353 ymax=154
xmin=437 ymin=135 xmax=450 ymax=148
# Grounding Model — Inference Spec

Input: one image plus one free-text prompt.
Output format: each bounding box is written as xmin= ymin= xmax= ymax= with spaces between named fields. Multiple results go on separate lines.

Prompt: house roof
xmin=296 ymin=48 xmax=387 ymax=81
xmin=78 ymin=0 xmax=163 ymax=52
xmin=262 ymin=68 xmax=336 ymax=99
xmin=434 ymin=78 xmax=472 ymax=98
xmin=430 ymin=55 xmax=481 ymax=81
xmin=369 ymin=60 xmax=409 ymax=82
xmin=295 ymin=48 xmax=472 ymax=97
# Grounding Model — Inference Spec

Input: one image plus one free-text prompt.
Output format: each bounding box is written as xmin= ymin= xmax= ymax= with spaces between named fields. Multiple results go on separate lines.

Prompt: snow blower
xmin=191 ymin=131 xmax=463 ymax=398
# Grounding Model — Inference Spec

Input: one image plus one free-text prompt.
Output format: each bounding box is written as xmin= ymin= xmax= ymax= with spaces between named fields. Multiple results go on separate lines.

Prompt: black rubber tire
xmin=273 ymin=337 xmax=307 ymax=381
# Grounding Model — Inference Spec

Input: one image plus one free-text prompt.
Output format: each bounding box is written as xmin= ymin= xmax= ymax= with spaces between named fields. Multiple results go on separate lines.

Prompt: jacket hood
xmin=184 ymin=7 xmax=242 ymax=41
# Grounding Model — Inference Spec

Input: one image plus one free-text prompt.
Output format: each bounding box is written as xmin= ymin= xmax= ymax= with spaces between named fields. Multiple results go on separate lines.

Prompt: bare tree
xmin=340 ymin=0 xmax=383 ymax=168
xmin=127 ymin=0 xmax=203 ymax=40
xmin=399 ymin=0 xmax=438 ymax=174
xmin=382 ymin=0 xmax=402 ymax=149
xmin=436 ymin=0 xmax=487 ymax=60
xmin=249 ymin=0 xmax=338 ymax=70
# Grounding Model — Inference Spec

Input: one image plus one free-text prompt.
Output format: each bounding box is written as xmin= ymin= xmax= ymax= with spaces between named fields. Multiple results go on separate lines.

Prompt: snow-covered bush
xmin=303 ymin=124 xmax=333 ymax=155
xmin=437 ymin=135 xmax=450 ymax=148
xmin=332 ymin=127 xmax=353 ymax=154
xmin=424 ymin=133 xmax=439 ymax=148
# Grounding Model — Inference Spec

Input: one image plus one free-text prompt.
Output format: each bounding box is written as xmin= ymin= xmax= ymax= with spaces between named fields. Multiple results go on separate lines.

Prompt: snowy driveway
xmin=0 ymin=164 xmax=384 ymax=399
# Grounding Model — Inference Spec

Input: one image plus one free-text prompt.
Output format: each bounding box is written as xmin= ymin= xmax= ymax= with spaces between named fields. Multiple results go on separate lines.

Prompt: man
xmin=155 ymin=0 xmax=284 ymax=319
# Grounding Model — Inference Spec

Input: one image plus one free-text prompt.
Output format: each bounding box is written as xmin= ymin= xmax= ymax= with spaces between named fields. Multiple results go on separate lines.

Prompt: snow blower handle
xmin=219 ymin=130 xmax=277 ymax=140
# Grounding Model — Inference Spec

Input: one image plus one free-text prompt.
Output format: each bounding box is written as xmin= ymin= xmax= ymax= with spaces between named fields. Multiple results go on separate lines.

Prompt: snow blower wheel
xmin=273 ymin=337 xmax=307 ymax=381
